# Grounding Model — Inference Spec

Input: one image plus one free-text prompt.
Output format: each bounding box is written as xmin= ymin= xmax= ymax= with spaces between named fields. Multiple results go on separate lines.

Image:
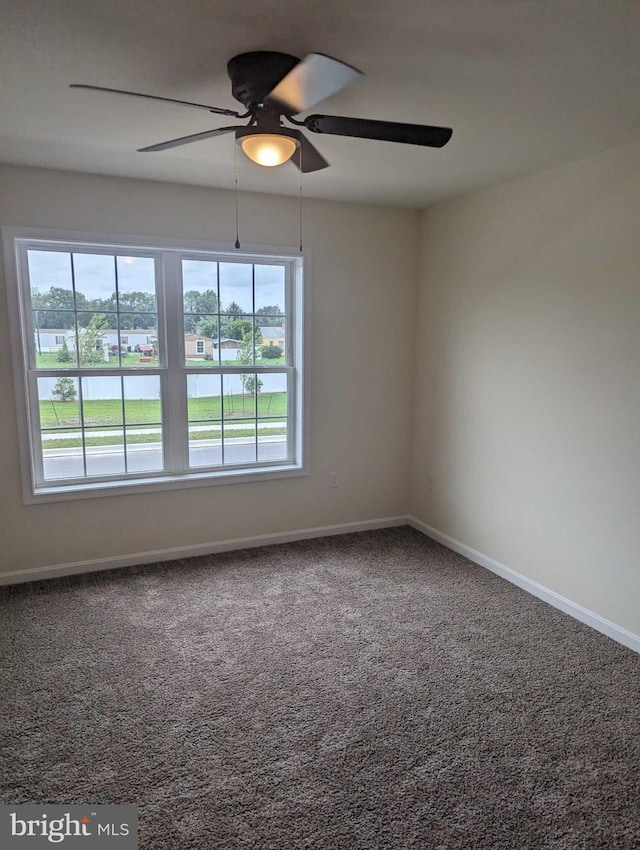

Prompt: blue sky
xmin=28 ymin=251 xmax=285 ymax=314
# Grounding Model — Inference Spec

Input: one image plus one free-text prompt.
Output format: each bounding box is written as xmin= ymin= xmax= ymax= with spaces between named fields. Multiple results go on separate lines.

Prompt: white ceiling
xmin=2 ymin=0 xmax=639 ymax=208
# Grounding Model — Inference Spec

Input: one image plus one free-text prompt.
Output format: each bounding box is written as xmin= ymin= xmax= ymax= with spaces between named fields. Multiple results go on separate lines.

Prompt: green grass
xmin=186 ymin=356 xmax=286 ymax=367
xmin=37 ymin=353 xmax=285 ymax=368
xmin=36 ymin=352 xmax=157 ymax=368
xmin=42 ymin=425 xmax=286 ymax=450
xmin=39 ymin=393 xmax=287 ymax=430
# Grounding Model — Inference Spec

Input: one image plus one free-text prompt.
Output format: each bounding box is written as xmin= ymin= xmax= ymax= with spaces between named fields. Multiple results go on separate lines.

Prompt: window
xmin=4 ymin=229 xmax=307 ymax=502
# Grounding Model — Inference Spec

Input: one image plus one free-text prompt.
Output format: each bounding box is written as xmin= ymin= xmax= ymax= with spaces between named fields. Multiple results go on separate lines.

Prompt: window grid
xmin=10 ymin=235 xmax=302 ymax=496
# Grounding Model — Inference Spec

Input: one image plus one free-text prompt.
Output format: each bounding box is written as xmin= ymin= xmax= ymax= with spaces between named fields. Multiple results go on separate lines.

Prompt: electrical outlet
xmin=329 ymin=472 xmax=339 ymax=488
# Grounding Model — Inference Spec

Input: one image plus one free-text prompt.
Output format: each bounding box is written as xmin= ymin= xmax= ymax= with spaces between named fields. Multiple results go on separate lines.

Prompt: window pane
xmin=34 ymin=320 xmax=78 ymax=368
xmin=38 ymin=374 xmax=84 ymax=481
xmin=38 ymin=377 xmax=80 ymax=428
xmin=219 ymin=262 xmax=252 ymax=314
xmin=188 ymin=374 xmax=222 ymax=467
xmin=257 ymin=319 xmax=286 ymax=363
xmin=218 ymin=337 xmax=240 ymax=365
xmin=256 ymin=316 xmax=287 ymax=366
xmin=225 ymin=420 xmax=257 ymax=465
xmin=183 ymin=260 xmax=218 ymax=325
xmin=116 ymin=256 xmax=157 ymax=311
xmin=189 ymin=434 xmax=223 ymax=468
xmin=258 ymin=419 xmax=288 ymax=462
xmin=258 ymin=376 xmax=287 ymax=419
xmin=42 ymin=430 xmax=84 ymax=481
xmin=33 ymin=309 xmax=75 ymax=331
xmin=73 ymin=253 xmax=116 ymax=310
xmin=222 ymin=373 xmax=255 ymax=421
xmin=222 ymin=374 xmax=257 ymax=465
xmin=185 ymin=315 xmax=218 ymax=366
xmin=74 ymin=313 xmax=114 ymax=367
xmin=85 ymin=428 xmax=125 ymax=477
xmin=79 ymin=380 xmax=124 ymax=477
xmin=117 ymin=313 xmax=156 ymax=331
xmin=116 ymin=318 xmax=158 ymax=366
xmin=255 ymin=264 xmax=285 ymax=314
xmin=188 ymin=373 xmax=221 ymax=421
xmin=231 ymin=322 xmax=259 ymax=367
xmin=123 ymin=376 xmax=162 ymax=425
xmin=126 ymin=426 xmax=163 ymax=474
xmin=81 ymin=376 xmax=123 ymax=427
xmin=28 ymin=250 xmax=73 ymax=312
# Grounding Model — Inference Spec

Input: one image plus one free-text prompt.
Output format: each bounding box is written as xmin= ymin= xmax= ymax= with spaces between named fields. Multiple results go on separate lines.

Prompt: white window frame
xmin=3 ymin=227 xmax=310 ymax=504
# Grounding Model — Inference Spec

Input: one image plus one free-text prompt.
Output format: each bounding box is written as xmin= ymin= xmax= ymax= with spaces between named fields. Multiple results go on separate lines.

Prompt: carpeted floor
xmin=1 ymin=527 xmax=639 ymax=849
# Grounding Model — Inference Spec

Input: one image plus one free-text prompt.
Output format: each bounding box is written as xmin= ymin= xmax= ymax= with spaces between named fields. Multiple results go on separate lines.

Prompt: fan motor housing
xmin=227 ymin=51 xmax=300 ymax=108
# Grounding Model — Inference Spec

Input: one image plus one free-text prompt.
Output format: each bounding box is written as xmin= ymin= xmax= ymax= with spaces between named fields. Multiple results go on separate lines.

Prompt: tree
xmin=51 ymin=377 xmax=77 ymax=403
xmin=194 ymin=316 xmax=219 ymax=339
xmin=261 ymin=344 xmax=283 ymax=360
xmin=56 ymin=338 xmax=73 ymax=362
xmin=79 ymin=313 xmax=109 ymax=365
xmin=255 ymin=305 xmax=284 ymax=327
xmin=34 ymin=286 xmax=76 ymax=328
xmin=242 ymin=373 xmax=263 ymax=396
xmin=237 ymin=327 xmax=263 ymax=402
xmin=184 ymin=289 xmax=218 ymax=313
xmin=117 ymin=291 xmax=156 ymax=329
xmin=236 ymin=326 xmax=263 ymax=366
xmin=184 ymin=289 xmax=219 ymax=332
xmin=220 ymin=317 xmax=253 ymax=340
xmin=226 ymin=301 xmax=243 ymax=316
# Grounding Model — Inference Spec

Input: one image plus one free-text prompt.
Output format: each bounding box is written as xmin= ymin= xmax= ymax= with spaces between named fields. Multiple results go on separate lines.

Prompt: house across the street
xmin=35 ymin=328 xmax=156 ymax=353
xmin=260 ymin=326 xmax=285 ymax=348
xmin=184 ymin=333 xmax=213 ymax=359
xmin=185 ymin=336 xmax=241 ymax=359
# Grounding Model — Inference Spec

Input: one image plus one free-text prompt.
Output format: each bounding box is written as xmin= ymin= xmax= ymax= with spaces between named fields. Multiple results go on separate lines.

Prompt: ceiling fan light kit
xmin=237 ymin=129 xmax=299 ymax=167
xmin=70 ymin=50 xmax=453 ymax=172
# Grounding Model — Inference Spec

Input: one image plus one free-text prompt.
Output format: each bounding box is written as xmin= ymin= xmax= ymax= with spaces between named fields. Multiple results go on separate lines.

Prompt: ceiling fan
xmin=71 ymin=51 xmax=453 ymax=173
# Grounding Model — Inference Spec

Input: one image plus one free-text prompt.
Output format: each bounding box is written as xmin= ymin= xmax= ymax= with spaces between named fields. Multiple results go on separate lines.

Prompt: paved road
xmin=41 ymin=421 xmax=284 ymax=442
xmin=42 ymin=436 xmax=287 ymax=479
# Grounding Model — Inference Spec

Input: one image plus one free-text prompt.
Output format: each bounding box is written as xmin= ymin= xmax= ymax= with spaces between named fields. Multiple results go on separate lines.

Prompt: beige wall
xmin=0 ymin=165 xmax=418 ymax=573
xmin=412 ymin=140 xmax=640 ymax=636
xmin=3 ymin=144 xmax=639 ymax=641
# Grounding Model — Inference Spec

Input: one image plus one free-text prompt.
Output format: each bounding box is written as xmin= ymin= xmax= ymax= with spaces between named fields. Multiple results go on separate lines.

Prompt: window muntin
xmin=8 ymin=233 xmax=303 ymax=499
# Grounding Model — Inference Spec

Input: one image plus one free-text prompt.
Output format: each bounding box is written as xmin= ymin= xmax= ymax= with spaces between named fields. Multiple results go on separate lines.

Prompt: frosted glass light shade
xmin=240 ymin=134 xmax=298 ymax=167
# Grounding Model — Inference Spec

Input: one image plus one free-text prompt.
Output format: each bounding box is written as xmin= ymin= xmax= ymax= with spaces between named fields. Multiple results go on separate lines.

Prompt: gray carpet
xmin=1 ymin=527 xmax=639 ymax=849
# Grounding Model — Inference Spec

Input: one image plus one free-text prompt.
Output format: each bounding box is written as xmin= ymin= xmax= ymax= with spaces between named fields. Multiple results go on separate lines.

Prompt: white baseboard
xmin=408 ymin=516 xmax=640 ymax=655
xmin=5 ymin=514 xmax=638 ymax=655
xmin=0 ymin=516 xmax=409 ymax=586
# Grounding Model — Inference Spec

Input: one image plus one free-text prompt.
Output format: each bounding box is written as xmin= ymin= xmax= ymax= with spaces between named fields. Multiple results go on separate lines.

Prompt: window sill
xmin=26 ymin=464 xmax=308 ymax=505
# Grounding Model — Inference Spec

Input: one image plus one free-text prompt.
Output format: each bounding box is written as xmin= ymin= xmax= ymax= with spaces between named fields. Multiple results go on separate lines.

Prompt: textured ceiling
xmin=2 ymin=0 xmax=639 ymax=207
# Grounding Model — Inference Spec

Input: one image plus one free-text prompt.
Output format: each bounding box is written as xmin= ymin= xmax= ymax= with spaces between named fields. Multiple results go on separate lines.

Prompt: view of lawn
xmin=36 ymin=353 xmax=283 ymax=368
xmin=39 ymin=392 xmax=287 ymax=430
xmin=36 ymin=352 xmax=158 ymax=369
xmin=186 ymin=355 xmax=285 ymax=367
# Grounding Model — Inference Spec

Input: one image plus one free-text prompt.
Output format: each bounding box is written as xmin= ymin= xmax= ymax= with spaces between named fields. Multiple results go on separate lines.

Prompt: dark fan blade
xmin=305 ymin=114 xmax=453 ymax=148
xmin=267 ymin=54 xmax=361 ymax=113
xmin=290 ymin=134 xmax=330 ymax=173
xmin=70 ymin=84 xmax=241 ymax=117
xmin=138 ymin=126 xmax=239 ymax=152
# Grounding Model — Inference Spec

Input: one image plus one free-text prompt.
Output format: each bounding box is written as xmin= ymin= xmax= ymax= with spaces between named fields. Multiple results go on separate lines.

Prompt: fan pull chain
xmin=299 ymin=145 xmax=303 ymax=253
xmin=234 ymin=143 xmax=240 ymax=250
